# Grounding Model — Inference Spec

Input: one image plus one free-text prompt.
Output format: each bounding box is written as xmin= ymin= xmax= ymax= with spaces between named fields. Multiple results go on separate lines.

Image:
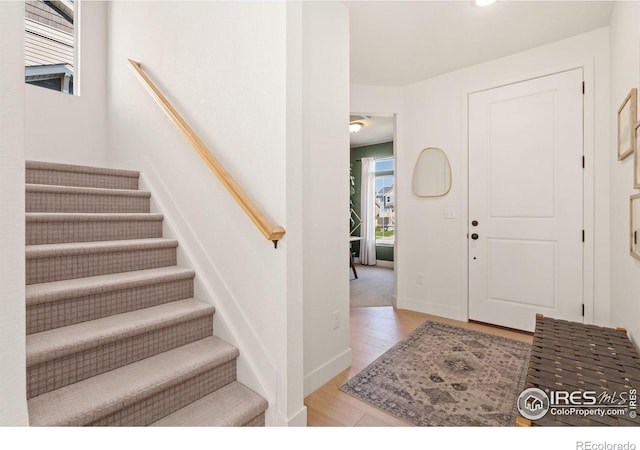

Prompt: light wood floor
xmin=304 ymin=306 xmax=533 ymax=427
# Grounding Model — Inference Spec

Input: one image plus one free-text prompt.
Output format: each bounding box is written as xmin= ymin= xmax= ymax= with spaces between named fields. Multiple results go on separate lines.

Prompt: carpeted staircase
xmin=25 ymin=160 xmax=268 ymax=426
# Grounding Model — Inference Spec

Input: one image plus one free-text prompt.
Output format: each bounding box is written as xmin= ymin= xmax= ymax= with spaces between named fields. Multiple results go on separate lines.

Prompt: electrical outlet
xmin=416 ymin=273 xmax=424 ymax=284
xmin=333 ymin=310 xmax=340 ymax=330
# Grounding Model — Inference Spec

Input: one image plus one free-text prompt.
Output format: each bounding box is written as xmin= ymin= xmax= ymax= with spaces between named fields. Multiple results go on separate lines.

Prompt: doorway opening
xmin=349 ymin=113 xmax=396 ymax=309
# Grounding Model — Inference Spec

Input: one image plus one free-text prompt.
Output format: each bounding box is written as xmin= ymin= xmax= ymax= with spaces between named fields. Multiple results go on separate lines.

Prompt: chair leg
xmin=350 ymin=251 xmax=358 ymax=279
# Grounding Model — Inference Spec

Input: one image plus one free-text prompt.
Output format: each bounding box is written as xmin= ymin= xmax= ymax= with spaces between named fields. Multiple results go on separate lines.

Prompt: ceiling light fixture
xmin=350 ymin=122 xmax=364 ymax=133
xmin=474 ymin=0 xmax=496 ymax=7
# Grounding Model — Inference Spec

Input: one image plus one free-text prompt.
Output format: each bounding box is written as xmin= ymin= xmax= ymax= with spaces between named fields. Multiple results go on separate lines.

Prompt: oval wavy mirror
xmin=412 ymin=147 xmax=452 ymax=197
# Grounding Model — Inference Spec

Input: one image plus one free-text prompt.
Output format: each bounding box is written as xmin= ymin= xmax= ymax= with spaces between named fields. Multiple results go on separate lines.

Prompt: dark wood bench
xmin=516 ymin=314 xmax=640 ymax=426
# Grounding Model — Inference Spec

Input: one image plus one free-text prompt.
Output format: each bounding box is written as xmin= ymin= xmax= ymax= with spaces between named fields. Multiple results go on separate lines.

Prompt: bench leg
xmin=516 ymin=416 xmax=532 ymax=427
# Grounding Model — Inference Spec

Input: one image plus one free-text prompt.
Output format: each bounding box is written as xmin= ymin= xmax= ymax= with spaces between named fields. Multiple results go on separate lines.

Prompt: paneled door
xmin=468 ymin=69 xmax=584 ymax=332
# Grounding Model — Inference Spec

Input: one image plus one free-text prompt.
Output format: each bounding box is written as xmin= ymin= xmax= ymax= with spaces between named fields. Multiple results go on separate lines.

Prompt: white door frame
xmin=460 ymin=59 xmax=596 ymax=325
xmin=350 ymin=111 xmax=399 ymax=308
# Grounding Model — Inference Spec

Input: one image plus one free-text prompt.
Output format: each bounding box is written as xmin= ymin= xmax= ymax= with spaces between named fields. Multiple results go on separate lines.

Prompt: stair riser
xmin=24 ymin=161 xmax=265 ymax=427
xmin=89 ymin=361 xmax=237 ymax=426
xmin=27 ymin=168 xmax=138 ymax=190
xmin=27 ymin=278 xmax=195 ymax=334
xmin=27 ymin=220 xmax=163 ymax=245
xmin=27 ymin=192 xmax=150 ymax=214
xmin=27 ymin=247 xmax=177 ymax=285
xmin=28 ymin=315 xmax=213 ymax=398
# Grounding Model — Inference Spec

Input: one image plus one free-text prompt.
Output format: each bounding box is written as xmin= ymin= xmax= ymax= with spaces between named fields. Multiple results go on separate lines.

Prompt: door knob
xmin=471 ymin=220 xmax=479 ymax=226
xmin=471 ymin=233 xmax=479 ymax=240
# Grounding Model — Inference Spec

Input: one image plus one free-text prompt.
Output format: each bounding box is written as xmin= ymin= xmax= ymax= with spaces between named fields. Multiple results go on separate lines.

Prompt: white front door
xmin=468 ymin=69 xmax=584 ymax=332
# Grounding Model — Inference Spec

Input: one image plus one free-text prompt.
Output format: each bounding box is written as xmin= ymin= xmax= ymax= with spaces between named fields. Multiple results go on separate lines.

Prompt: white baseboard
xmin=303 ymin=348 xmax=351 ymax=397
xmin=398 ymin=297 xmax=467 ymax=322
xmin=273 ymin=405 xmax=308 ymax=427
xmin=139 ymin=161 xmax=279 ymax=419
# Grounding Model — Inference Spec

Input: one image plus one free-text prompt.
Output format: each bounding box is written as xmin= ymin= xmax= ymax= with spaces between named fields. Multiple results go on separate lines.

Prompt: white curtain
xmin=360 ymin=157 xmax=377 ymax=266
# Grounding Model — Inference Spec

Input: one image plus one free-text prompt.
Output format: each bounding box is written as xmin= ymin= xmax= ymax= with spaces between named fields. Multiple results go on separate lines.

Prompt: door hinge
xmin=582 ymin=156 xmax=585 ymax=168
xmin=582 ymin=230 xmax=585 ymax=242
xmin=582 ymin=304 xmax=585 ymax=316
xmin=582 ymin=81 xmax=585 ymax=94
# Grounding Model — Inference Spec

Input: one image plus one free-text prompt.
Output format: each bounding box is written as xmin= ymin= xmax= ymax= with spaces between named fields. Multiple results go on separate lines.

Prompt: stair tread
xmin=28 ymin=336 xmax=238 ymax=426
xmin=26 ymin=183 xmax=150 ymax=197
xmin=151 ymin=381 xmax=267 ymax=427
xmin=26 ymin=161 xmax=140 ymax=179
xmin=26 ymin=238 xmax=178 ymax=258
xmin=24 ymin=161 xmax=262 ymax=427
xmin=26 ymin=266 xmax=195 ymax=305
xmin=27 ymin=298 xmax=214 ymax=366
xmin=26 ymin=212 xmax=163 ymax=222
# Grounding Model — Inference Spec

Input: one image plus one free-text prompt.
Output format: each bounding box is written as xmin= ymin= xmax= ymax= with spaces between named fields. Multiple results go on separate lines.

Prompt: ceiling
xmin=348 ymin=0 xmax=614 ymax=147
xmin=350 ymin=115 xmax=395 ymax=148
xmin=346 ymin=0 xmax=614 ymax=87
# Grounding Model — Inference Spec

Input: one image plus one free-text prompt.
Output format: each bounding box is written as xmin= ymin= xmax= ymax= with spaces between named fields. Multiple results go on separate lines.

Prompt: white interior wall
xmin=0 ymin=1 xmax=29 ymax=426
xmin=353 ymin=28 xmax=611 ymax=327
xmin=301 ymin=1 xmax=351 ymax=397
xmin=609 ymin=1 xmax=640 ymax=345
xmin=106 ymin=0 xmax=309 ymax=425
xmin=25 ymin=1 xmax=108 ymax=166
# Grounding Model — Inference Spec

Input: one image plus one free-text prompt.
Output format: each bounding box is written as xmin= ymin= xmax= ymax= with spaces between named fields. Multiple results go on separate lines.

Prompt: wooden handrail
xmin=128 ymin=59 xmax=286 ymax=248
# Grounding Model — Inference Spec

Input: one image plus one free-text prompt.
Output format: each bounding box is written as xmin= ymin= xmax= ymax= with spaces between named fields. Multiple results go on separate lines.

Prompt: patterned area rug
xmin=340 ymin=320 xmax=531 ymax=426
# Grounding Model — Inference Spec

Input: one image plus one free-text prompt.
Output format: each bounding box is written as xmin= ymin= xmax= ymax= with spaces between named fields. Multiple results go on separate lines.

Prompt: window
xmin=374 ymin=158 xmax=395 ymax=245
xmin=25 ymin=0 xmax=77 ymax=95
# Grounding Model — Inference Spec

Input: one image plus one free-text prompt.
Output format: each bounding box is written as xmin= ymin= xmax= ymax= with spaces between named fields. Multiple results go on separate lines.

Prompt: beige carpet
xmin=350 ymin=264 xmax=394 ymax=308
xmin=25 ymin=160 xmax=267 ymax=426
